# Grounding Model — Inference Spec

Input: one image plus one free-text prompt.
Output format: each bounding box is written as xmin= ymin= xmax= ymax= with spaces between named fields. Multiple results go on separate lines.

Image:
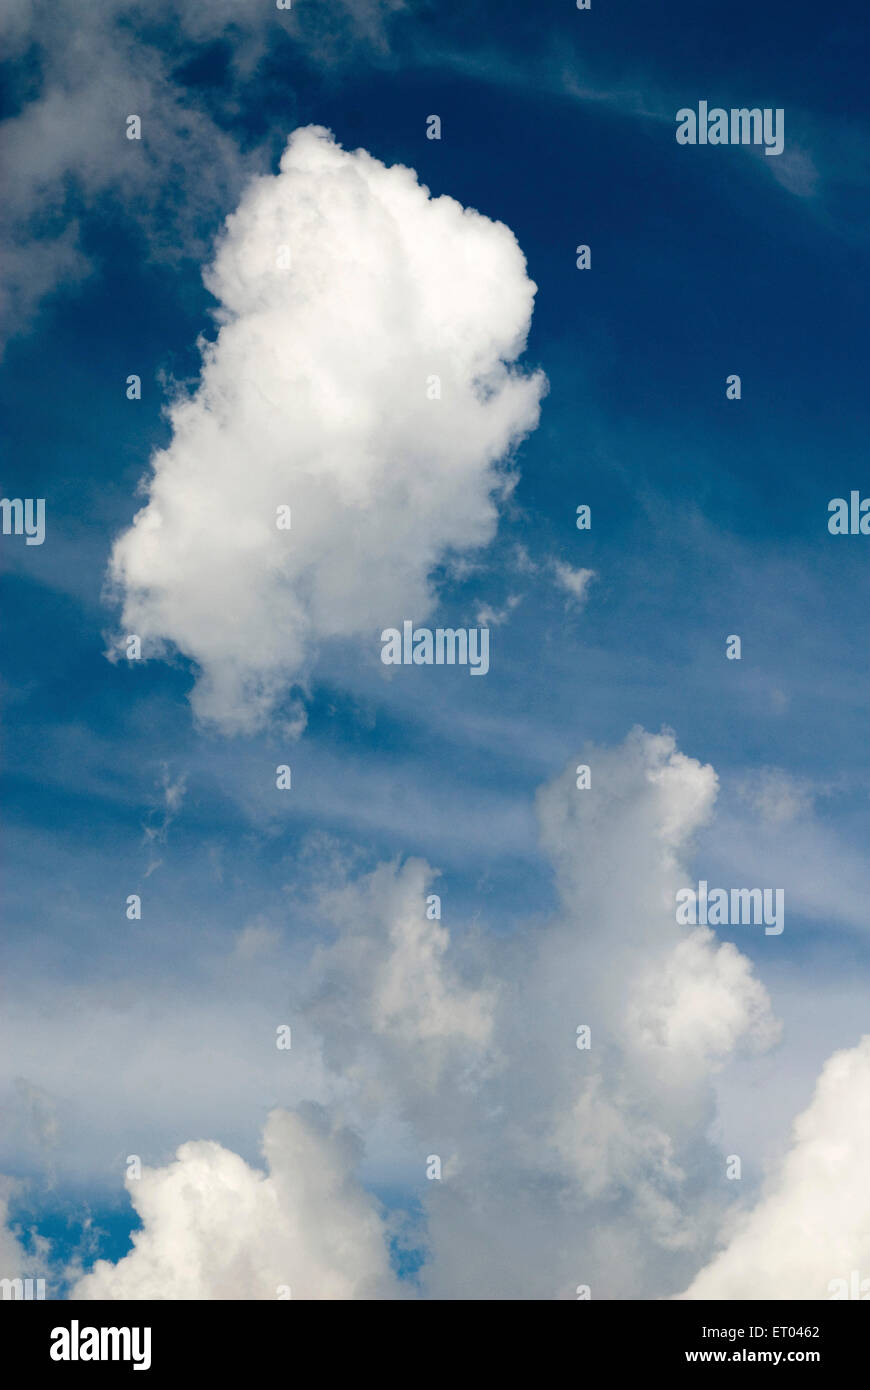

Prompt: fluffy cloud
xmin=72 ymin=1106 xmax=401 ymax=1299
xmin=309 ymin=857 xmax=497 ymax=1113
xmin=680 ymin=1036 xmax=870 ymax=1300
xmin=409 ymin=731 xmax=780 ymax=1297
xmin=314 ymin=859 xmax=495 ymax=1052
xmin=298 ymin=730 xmax=781 ymax=1297
xmin=108 ymin=126 xmax=546 ymax=732
xmin=624 ymin=929 xmax=780 ymax=1085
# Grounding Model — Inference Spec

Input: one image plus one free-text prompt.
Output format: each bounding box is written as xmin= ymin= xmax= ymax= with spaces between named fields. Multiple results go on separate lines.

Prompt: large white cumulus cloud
xmin=109 ymin=126 xmax=546 ymax=731
xmin=680 ymin=1036 xmax=870 ymax=1299
xmin=71 ymin=1107 xmax=402 ymax=1300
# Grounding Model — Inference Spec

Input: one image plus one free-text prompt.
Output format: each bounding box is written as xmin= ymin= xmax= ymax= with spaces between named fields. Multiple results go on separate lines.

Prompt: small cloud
xmin=513 ymin=544 xmax=539 ymax=576
xmin=739 ymin=768 xmax=813 ymax=825
xmin=142 ymin=764 xmax=188 ymax=852
xmin=552 ymin=561 xmax=596 ymax=607
xmin=161 ymin=769 xmax=187 ymax=817
xmin=474 ymin=594 xmax=522 ymax=627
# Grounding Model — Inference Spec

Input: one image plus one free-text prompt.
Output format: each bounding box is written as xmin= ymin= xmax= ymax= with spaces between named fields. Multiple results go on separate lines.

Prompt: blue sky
xmin=2 ymin=0 xmax=870 ymax=1300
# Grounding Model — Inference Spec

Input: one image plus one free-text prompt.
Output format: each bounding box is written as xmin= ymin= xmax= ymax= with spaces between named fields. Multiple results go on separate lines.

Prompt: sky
xmin=1 ymin=0 xmax=870 ymax=1300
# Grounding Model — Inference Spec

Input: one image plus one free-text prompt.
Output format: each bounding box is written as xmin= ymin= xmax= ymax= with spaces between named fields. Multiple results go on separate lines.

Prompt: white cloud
xmin=624 ymin=928 xmax=781 ymax=1082
xmin=71 ymin=1106 xmax=402 ymax=1299
xmin=310 ymin=858 xmax=497 ymax=1108
xmin=109 ymin=126 xmax=546 ymax=732
xmin=552 ymin=561 xmax=596 ymax=607
xmin=303 ymin=729 xmax=781 ymax=1297
xmin=681 ymin=1036 xmax=870 ymax=1299
xmin=537 ymin=727 xmax=719 ymax=889
xmin=473 ymin=594 xmax=522 ymax=627
xmin=143 ymin=764 xmax=187 ymax=848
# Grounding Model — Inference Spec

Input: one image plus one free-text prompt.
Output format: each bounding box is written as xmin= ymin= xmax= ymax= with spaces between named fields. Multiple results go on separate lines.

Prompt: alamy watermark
xmin=676 ymin=103 xmax=784 ymax=156
xmin=828 ymin=493 xmax=870 ymax=534
xmin=380 ymin=621 xmax=489 ymax=675
xmin=676 ymin=881 xmax=784 ymax=935
xmin=828 ymin=1271 xmax=870 ymax=1299
xmin=0 ymin=1276 xmax=45 ymax=1299
xmin=0 ymin=497 xmax=45 ymax=545
xmin=50 ymin=1321 xmax=151 ymax=1371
